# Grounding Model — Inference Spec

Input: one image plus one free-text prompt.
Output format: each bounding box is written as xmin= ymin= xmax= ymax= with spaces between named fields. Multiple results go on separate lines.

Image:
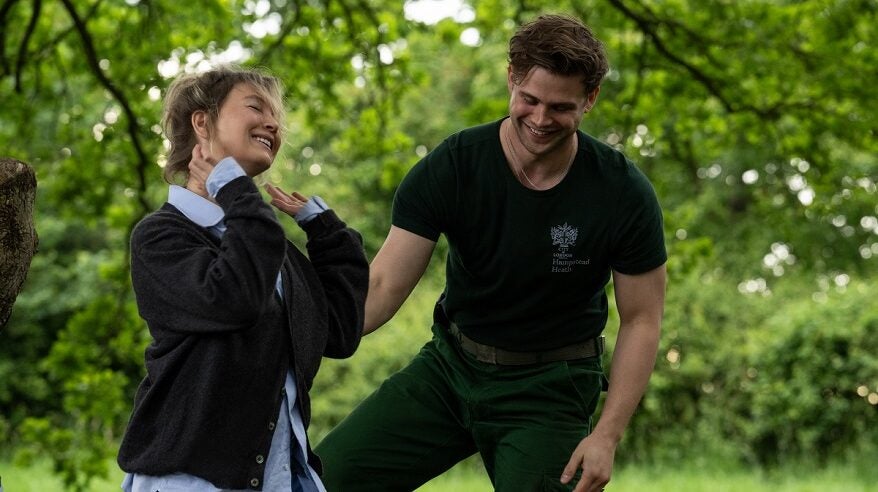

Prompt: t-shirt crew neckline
xmin=495 ymin=117 xmax=581 ymax=196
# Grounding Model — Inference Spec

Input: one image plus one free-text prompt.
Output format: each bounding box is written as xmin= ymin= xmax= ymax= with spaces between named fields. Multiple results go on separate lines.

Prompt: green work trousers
xmin=315 ymin=323 xmax=605 ymax=491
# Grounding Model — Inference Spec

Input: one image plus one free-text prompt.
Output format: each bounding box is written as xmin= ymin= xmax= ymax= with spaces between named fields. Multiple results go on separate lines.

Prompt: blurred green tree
xmin=1 ymin=0 xmax=876 ymax=488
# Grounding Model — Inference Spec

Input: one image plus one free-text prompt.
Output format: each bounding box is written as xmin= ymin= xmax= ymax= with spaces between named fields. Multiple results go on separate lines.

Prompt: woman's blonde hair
xmin=161 ymin=64 xmax=285 ymax=183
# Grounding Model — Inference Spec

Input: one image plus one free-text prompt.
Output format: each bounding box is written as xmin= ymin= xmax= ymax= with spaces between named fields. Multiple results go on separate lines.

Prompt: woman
xmin=117 ymin=65 xmax=368 ymax=491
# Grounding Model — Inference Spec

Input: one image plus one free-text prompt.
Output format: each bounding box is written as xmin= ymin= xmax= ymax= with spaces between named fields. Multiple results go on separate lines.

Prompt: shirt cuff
xmin=206 ymin=157 xmax=247 ymax=198
xmin=294 ymin=195 xmax=330 ymax=224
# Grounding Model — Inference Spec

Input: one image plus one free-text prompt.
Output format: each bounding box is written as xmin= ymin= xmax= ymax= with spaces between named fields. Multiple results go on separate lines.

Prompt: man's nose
xmin=531 ymin=105 xmax=550 ymax=127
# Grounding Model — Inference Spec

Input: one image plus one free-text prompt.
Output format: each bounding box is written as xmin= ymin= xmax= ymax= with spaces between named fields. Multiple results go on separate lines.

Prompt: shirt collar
xmin=168 ymin=185 xmax=224 ymax=228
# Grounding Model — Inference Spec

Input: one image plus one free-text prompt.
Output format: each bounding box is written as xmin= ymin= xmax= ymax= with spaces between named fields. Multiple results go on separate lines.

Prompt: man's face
xmin=507 ymin=66 xmax=598 ymax=158
xmin=208 ymin=83 xmax=282 ymax=177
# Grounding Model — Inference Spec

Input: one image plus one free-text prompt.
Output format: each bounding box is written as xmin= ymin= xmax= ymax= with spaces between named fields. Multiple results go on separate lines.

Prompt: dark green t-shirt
xmin=393 ymin=119 xmax=667 ymax=351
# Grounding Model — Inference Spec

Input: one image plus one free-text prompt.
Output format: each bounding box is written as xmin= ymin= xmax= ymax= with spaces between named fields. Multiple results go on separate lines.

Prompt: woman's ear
xmin=191 ymin=110 xmax=210 ymax=141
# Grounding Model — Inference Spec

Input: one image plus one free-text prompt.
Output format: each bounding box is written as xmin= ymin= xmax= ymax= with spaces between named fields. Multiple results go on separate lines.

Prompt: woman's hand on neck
xmin=186 ymin=143 xmax=217 ymax=200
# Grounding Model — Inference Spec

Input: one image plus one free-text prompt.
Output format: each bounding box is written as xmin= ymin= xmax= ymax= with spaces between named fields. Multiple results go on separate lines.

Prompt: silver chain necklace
xmin=504 ymin=123 xmax=576 ymax=190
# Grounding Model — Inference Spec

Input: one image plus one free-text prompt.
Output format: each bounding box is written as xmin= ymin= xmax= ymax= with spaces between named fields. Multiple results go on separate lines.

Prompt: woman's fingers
xmin=264 ymin=184 xmax=305 ymax=216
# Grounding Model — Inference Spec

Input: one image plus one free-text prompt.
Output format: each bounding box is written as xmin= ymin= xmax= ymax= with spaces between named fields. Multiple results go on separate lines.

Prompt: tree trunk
xmin=0 ymin=158 xmax=38 ymax=328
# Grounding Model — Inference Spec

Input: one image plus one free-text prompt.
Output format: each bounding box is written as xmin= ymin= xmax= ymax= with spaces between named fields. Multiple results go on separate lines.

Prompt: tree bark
xmin=0 ymin=157 xmax=38 ymax=328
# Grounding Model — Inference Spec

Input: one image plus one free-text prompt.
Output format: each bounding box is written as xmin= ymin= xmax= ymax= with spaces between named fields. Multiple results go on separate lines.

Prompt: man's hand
xmin=187 ymin=144 xmax=216 ymax=198
xmin=560 ymin=432 xmax=616 ymax=492
xmin=561 ymin=265 xmax=665 ymax=491
xmin=264 ymin=183 xmax=307 ymax=217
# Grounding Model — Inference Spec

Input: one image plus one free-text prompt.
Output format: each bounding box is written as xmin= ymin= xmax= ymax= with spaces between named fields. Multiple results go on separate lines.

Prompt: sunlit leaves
xmin=1 ymin=0 xmax=877 ymax=485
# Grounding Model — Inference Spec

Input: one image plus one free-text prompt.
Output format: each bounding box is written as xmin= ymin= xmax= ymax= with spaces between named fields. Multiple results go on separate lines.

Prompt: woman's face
xmin=208 ymin=83 xmax=281 ymax=176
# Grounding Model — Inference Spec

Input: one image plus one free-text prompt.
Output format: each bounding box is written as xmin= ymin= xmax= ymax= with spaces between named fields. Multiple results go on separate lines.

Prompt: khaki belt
xmin=449 ymin=323 xmax=604 ymax=365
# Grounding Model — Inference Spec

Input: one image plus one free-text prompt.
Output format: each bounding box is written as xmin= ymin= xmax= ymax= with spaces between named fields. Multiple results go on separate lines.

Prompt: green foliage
xmin=17 ymin=374 xmax=120 ymax=492
xmin=743 ymin=282 xmax=878 ymax=465
xmin=0 ymin=217 xmax=128 ymax=444
xmin=2 ymin=0 xmax=877 ymax=489
xmin=618 ymin=272 xmax=878 ymax=466
xmin=13 ymin=293 xmax=147 ymax=491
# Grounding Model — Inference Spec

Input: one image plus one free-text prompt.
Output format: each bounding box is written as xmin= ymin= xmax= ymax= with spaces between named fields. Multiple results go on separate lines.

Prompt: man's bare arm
xmin=561 ymin=263 xmax=666 ymax=492
xmin=363 ymin=226 xmax=437 ymax=335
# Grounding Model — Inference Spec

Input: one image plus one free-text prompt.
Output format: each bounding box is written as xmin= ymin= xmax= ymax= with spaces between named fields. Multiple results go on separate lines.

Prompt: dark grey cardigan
xmin=117 ymin=176 xmax=368 ymax=489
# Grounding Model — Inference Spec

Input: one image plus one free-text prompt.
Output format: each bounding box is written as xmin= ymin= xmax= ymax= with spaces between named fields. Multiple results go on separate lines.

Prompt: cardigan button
xmin=256 ymin=454 xmax=265 ymax=464
xmin=268 ymin=421 xmax=276 ymax=431
xmin=250 ymin=477 xmax=260 ymax=487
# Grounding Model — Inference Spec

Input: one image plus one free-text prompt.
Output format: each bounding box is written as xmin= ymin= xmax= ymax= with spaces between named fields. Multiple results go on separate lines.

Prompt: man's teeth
xmin=528 ymin=126 xmax=549 ymax=136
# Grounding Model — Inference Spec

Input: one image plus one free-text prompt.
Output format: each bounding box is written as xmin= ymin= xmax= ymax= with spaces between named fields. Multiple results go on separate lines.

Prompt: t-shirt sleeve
xmin=609 ymin=163 xmax=668 ymax=274
xmin=391 ymin=140 xmax=457 ymax=242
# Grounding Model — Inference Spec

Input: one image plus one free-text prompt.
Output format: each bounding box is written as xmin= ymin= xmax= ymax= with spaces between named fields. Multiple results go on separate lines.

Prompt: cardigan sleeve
xmin=299 ymin=210 xmax=369 ymax=358
xmin=130 ymin=177 xmax=286 ymax=333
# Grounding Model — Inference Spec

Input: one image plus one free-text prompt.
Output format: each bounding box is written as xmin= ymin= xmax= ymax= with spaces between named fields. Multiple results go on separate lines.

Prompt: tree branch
xmin=254 ymin=0 xmax=302 ymax=66
xmin=605 ymin=0 xmax=812 ymax=120
xmin=605 ymin=0 xmax=734 ymax=107
xmin=32 ymin=1 xmax=101 ymax=68
xmin=627 ymin=0 xmax=717 ymax=54
xmin=619 ymin=39 xmax=649 ymax=141
xmin=13 ymin=0 xmax=39 ymax=92
xmin=666 ymin=131 xmax=700 ymax=189
xmin=0 ymin=0 xmax=21 ymax=75
xmin=326 ymin=0 xmax=388 ymax=135
xmin=59 ymin=0 xmax=151 ymax=215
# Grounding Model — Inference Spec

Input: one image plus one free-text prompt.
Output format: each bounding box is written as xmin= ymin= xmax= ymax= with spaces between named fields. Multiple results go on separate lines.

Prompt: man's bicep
xmin=372 ymin=226 xmax=436 ymax=290
xmin=611 ymin=264 xmax=667 ymax=326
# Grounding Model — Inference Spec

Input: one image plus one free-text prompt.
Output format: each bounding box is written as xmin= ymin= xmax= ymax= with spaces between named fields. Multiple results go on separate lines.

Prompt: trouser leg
xmin=317 ymin=323 xmax=605 ymax=492
xmin=315 ymin=331 xmax=477 ymax=492
xmin=470 ymin=357 xmax=604 ymax=491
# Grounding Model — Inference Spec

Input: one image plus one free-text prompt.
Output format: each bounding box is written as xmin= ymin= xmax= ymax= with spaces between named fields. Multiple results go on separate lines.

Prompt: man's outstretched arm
xmin=363 ymin=225 xmax=437 ymax=335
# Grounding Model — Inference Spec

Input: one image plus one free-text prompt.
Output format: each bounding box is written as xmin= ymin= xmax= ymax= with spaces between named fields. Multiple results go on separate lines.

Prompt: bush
xmin=13 ymin=290 xmax=147 ymax=492
xmin=743 ymin=281 xmax=878 ymax=465
xmin=618 ymin=272 xmax=878 ymax=467
xmin=618 ymin=268 xmax=774 ymax=464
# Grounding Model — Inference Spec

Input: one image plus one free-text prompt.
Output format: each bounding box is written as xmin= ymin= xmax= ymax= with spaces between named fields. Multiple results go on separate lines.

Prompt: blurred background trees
xmin=1 ymin=0 xmax=876 ymax=489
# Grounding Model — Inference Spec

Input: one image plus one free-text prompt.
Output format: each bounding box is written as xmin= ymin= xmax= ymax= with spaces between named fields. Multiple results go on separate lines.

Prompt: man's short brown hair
xmin=508 ymin=14 xmax=609 ymax=94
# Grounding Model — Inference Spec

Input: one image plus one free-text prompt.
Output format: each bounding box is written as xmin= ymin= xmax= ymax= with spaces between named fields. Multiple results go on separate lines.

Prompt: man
xmin=316 ymin=14 xmax=666 ymax=492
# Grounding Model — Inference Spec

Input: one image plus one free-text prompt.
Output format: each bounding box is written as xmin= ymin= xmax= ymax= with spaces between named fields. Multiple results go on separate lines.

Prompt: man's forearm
xmin=361 ymin=227 xmax=437 ymax=336
xmin=363 ymin=279 xmax=399 ymax=335
xmin=590 ymin=319 xmax=661 ymax=443
xmin=362 ymin=267 xmax=419 ymax=335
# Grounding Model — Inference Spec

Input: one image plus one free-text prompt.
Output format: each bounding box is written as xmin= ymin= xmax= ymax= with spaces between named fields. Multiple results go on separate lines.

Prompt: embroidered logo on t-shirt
xmin=551 ymin=223 xmax=590 ymax=272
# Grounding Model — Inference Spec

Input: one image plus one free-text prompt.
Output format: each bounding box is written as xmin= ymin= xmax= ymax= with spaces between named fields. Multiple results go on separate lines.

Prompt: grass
xmin=416 ymin=458 xmax=878 ymax=492
xmin=608 ymin=462 xmax=877 ymax=492
xmin=0 ymin=459 xmax=124 ymax=492
xmin=1 ymin=457 xmax=875 ymax=491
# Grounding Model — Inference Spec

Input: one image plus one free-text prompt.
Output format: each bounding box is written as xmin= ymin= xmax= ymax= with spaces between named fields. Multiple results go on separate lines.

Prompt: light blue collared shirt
xmin=123 ymin=157 xmax=325 ymax=492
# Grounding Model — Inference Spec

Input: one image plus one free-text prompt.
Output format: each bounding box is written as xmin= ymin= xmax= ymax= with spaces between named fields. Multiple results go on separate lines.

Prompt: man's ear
xmin=191 ymin=110 xmax=210 ymax=140
xmin=506 ymin=65 xmax=515 ymax=93
xmin=584 ymin=86 xmax=601 ymax=113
